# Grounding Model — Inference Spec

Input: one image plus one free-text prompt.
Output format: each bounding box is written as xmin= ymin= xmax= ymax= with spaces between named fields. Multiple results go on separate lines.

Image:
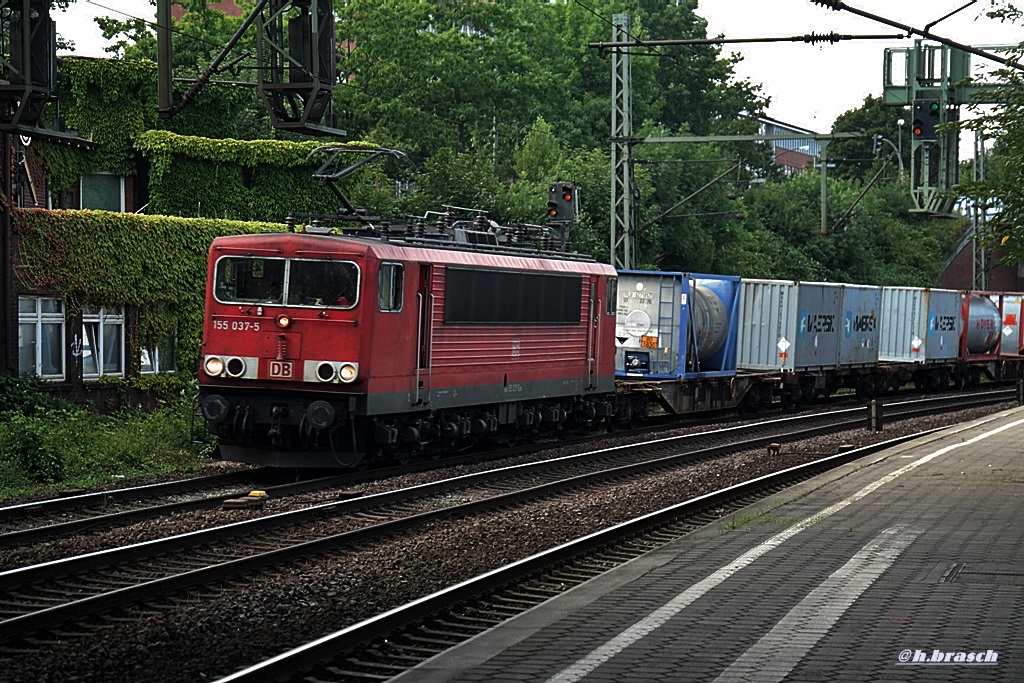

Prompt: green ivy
xmin=15 ymin=60 xmax=398 ymax=384
xmin=32 ymin=58 xmax=264 ymax=192
xmin=13 ymin=208 xmax=284 ymax=370
xmin=135 ymin=131 xmax=390 ymax=221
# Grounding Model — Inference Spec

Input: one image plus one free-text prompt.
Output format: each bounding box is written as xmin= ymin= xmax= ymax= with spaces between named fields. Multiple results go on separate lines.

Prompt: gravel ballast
xmin=0 ymin=404 xmax=1014 ymax=683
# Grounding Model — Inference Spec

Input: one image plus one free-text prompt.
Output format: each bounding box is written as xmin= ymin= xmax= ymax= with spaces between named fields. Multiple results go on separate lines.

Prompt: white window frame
xmin=140 ymin=334 xmax=176 ymax=374
xmin=82 ymin=306 xmax=125 ymax=380
xmin=17 ymin=296 xmax=65 ymax=380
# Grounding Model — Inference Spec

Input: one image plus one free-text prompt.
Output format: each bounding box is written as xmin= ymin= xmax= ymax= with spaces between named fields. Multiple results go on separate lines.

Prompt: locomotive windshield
xmin=214 ymin=257 xmax=286 ymax=304
xmin=287 ymin=260 xmax=359 ymax=308
xmin=213 ymin=256 xmax=359 ymax=308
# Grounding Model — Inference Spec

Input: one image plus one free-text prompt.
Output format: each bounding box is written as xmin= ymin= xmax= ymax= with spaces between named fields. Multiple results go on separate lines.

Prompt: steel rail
xmin=216 ymin=427 xmax=948 ymax=683
xmin=0 ymin=406 xmax=884 ymax=641
xmin=0 ymin=468 xmax=271 ymax=520
xmin=0 ymin=391 xmax=1011 ymax=647
xmin=0 ymin=472 xmax=361 ymax=547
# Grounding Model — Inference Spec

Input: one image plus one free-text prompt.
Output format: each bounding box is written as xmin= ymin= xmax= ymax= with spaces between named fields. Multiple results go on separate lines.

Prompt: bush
xmin=0 ymin=374 xmax=70 ymax=414
xmin=0 ymin=384 xmax=215 ymax=500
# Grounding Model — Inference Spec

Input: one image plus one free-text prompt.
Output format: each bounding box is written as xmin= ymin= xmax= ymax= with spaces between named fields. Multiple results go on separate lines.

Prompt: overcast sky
xmin=53 ymin=0 xmax=1024 ymax=134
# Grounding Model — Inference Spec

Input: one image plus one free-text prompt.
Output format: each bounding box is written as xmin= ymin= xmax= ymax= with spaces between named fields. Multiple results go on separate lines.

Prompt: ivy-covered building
xmin=6 ymin=57 xmax=384 ymax=404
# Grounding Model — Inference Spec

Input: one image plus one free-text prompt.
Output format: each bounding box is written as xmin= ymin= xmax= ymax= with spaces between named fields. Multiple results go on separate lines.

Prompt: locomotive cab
xmin=199 ymin=235 xmax=373 ymax=467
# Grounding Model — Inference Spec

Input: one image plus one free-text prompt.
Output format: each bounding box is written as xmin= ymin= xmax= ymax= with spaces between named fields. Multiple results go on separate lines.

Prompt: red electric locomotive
xmin=198 ymin=223 xmax=618 ymax=467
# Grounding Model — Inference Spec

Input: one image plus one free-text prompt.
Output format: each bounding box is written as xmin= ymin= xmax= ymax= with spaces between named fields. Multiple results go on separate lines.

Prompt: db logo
xmin=269 ymin=361 xmax=293 ymax=379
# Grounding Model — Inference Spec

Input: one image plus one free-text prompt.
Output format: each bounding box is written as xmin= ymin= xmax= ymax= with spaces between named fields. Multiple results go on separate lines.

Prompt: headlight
xmin=225 ymin=357 xmax=247 ymax=378
xmin=204 ymin=356 xmax=225 ymax=377
xmin=275 ymin=314 xmax=292 ymax=329
xmin=339 ymin=363 xmax=358 ymax=383
xmin=316 ymin=362 xmax=336 ymax=382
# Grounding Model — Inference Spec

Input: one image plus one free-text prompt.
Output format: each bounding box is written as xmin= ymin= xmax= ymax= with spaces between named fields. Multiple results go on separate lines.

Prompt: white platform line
xmin=712 ymin=525 xmax=920 ymax=682
xmin=543 ymin=416 xmax=1024 ymax=683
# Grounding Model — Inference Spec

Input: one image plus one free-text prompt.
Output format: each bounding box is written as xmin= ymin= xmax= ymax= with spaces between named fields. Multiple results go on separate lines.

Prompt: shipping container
xmin=794 ymin=282 xmax=843 ymax=370
xmin=839 ymin=284 xmax=881 ymax=367
xmin=615 ymin=271 xmax=740 ymax=379
xmin=879 ymin=287 xmax=961 ymax=363
xmin=994 ymin=293 xmax=1023 ymax=357
xmin=736 ymin=278 xmax=797 ymax=372
xmin=736 ymin=280 xmax=843 ymax=372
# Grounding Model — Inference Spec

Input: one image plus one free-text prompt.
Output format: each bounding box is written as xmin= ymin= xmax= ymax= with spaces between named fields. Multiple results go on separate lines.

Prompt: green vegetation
xmin=0 ymin=375 xmax=214 ymax=500
xmin=954 ymin=14 xmax=1024 ymax=264
xmin=718 ymin=507 xmax=798 ymax=531
xmin=5 ymin=0 xmax=1002 ymax=493
xmin=14 ymin=209 xmax=286 ymax=369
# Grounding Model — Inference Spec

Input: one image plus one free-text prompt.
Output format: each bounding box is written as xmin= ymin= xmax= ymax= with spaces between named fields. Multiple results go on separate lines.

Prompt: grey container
xmin=839 ymin=284 xmax=881 ymax=367
xmin=737 ymin=279 xmax=842 ymax=372
xmin=793 ymin=282 xmax=842 ymax=370
xmin=879 ymin=286 xmax=961 ymax=363
xmin=736 ymin=279 xmax=797 ymax=372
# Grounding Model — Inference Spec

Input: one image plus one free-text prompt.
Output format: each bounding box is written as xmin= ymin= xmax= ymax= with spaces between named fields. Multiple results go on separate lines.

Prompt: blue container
xmin=615 ymin=271 xmax=740 ymax=379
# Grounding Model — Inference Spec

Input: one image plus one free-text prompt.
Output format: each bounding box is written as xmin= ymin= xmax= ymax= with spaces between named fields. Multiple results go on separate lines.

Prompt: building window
xmin=18 ymin=297 xmax=65 ymax=379
xmin=378 ymin=262 xmax=404 ymax=312
xmin=80 ymin=173 xmax=124 ymax=211
xmin=140 ymin=335 xmax=176 ymax=374
xmin=82 ymin=306 xmax=125 ymax=379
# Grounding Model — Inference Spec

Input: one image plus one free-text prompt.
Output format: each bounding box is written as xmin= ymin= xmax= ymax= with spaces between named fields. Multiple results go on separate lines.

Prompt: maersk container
xmin=839 ymin=284 xmax=881 ymax=367
xmin=879 ymin=287 xmax=960 ymax=363
xmin=615 ymin=271 xmax=740 ymax=378
xmin=736 ymin=280 xmax=842 ymax=372
xmin=994 ymin=292 xmax=1023 ymax=357
xmin=794 ymin=282 xmax=843 ymax=370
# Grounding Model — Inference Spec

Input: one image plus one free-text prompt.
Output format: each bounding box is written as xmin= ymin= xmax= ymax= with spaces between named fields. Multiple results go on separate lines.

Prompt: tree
xmin=954 ymin=2 xmax=1024 ymax=261
xmin=95 ymin=1 xmax=273 ymax=140
xmin=633 ymin=0 xmax=767 ymax=136
xmin=828 ymin=95 xmax=909 ymax=182
xmin=514 ymin=117 xmax=562 ymax=184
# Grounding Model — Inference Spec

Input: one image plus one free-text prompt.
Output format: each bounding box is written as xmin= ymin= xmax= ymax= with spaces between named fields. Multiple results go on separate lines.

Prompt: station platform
xmin=394 ymin=407 xmax=1024 ymax=682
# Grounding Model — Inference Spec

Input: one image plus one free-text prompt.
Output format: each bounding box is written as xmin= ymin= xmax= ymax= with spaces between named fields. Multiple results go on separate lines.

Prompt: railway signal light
xmin=912 ymin=98 xmax=940 ymax=141
xmin=547 ymin=182 xmax=578 ymax=223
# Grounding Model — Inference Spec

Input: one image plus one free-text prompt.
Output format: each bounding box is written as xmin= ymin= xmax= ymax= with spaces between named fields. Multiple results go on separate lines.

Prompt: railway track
xmin=218 ymin=425 xmax=942 ymax=683
xmin=0 ymin=391 xmax=1009 ymax=661
xmin=0 ymin=467 xmax=364 ymax=547
xmin=0 ymin=411 xmax=702 ymax=550
xmin=0 ymin=386 xmax=998 ymax=553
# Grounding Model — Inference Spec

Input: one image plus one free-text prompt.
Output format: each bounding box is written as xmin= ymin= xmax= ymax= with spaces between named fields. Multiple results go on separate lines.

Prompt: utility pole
xmin=596 ymin=26 xmax=894 ymax=263
xmin=0 ymin=0 xmax=59 ymax=376
xmin=819 ymin=140 xmax=829 ymax=235
xmin=609 ymin=13 xmax=633 ymax=270
xmin=972 ymin=130 xmax=988 ymax=290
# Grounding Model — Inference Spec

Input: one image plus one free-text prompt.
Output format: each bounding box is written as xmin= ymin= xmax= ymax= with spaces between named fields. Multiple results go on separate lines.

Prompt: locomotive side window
xmin=606 ymin=277 xmax=617 ymax=315
xmin=445 ymin=267 xmax=581 ymax=324
xmin=287 ymin=260 xmax=359 ymax=308
xmin=214 ymin=257 xmax=286 ymax=304
xmin=378 ymin=262 xmax=404 ymax=312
